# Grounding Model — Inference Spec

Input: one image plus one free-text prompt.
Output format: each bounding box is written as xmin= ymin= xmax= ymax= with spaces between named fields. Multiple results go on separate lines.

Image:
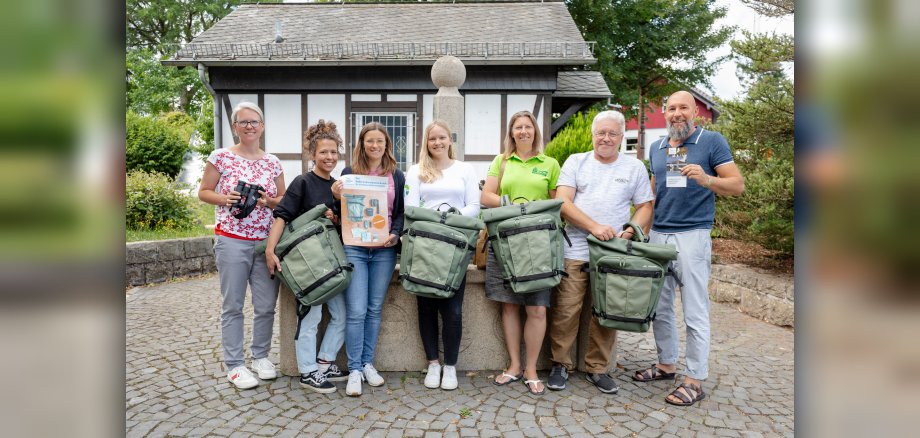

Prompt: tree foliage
xmin=126 ymin=0 xmax=256 ymax=52
xmin=566 ymin=0 xmax=733 ymax=122
xmin=710 ymin=1 xmax=794 ymax=256
xmin=544 ymin=110 xmax=599 ymax=167
xmin=126 ymin=48 xmax=208 ymax=116
xmin=126 ymin=111 xmax=190 ymax=178
xmin=740 ymin=0 xmax=793 ymax=17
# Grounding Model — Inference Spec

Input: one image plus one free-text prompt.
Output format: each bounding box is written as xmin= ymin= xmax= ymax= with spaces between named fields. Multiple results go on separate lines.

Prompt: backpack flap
xmin=481 ymin=198 xmax=563 ymax=236
xmin=405 ymin=206 xmax=484 ymax=234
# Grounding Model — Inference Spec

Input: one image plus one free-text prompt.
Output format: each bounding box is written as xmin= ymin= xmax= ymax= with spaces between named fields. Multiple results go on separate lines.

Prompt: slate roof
xmin=554 ymin=71 xmax=611 ymax=98
xmin=164 ymin=1 xmax=596 ymax=66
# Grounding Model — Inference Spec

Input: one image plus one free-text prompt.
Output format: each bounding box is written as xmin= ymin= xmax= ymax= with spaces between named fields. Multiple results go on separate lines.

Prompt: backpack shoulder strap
xmin=496 ymin=157 xmax=508 ymax=193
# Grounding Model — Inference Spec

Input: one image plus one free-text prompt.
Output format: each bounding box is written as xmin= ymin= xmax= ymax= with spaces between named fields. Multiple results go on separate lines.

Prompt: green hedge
xmin=126 ymin=170 xmax=196 ymax=230
xmin=545 ymin=110 xmax=598 ymax=167
xmin=126 ymin=111 xmax=189 ymax=178
xmin=714 ymin=157 xmax=794 ymax=255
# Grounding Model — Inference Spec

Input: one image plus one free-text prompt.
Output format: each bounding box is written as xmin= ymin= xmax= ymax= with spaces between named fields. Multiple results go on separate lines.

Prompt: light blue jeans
xmin=214 ymin=235 xmax=279 ymax=369
xmin=649 ymin=229 xmax=712 ymax=380
xmin=343 ymin=246 xmax=397 ymax=372
xmin=294 ymin=292 xmax=346 ymax=374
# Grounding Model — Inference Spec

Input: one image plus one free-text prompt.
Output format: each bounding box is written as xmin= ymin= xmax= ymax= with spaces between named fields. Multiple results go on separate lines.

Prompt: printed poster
xmin=666 ymin=146 xmax=689 ymax=188
xmin=340 ymin=175 xmax=389 ymax=246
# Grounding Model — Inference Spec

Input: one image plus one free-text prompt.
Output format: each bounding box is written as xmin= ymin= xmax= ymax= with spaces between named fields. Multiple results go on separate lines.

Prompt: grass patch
xmin=459 ymin=407 xmax=472 ymax=419
xmin=127 ymin=202 xmax=214 ymax=242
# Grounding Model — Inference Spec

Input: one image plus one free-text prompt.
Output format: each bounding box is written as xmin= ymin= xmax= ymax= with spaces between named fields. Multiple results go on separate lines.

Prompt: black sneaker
xmin=546 ymin=364 xmax=568 ymax=391
xmin=300 ymin=370 xmax=336 ymax=394
xmin=321 ymin=363 xmax=347 ymax=382
xmin=586 ymin=373 xmax=619 ymax=394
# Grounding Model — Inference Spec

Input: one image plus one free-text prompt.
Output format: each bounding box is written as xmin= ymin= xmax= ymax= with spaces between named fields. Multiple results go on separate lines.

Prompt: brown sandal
xmin=632 ymin=365 xmax=676 ymax=382
xmin=665 ymin=382 xmax=706 ymax=406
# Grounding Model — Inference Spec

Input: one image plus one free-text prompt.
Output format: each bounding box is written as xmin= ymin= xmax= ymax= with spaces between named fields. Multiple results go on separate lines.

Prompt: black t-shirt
xmin=273 ymin=171 xmax=336 ymax=223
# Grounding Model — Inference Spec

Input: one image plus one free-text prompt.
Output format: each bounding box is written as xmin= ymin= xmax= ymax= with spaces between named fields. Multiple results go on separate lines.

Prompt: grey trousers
xmin=214 ymin=235 xmax=279 ymax=369
xmin=649 ymin=229 xmax=712 ymax=380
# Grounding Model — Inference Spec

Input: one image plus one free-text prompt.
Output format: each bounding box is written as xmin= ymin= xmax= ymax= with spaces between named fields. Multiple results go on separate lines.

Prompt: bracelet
xmin=704 ymin=175 xmax=713 ymax=188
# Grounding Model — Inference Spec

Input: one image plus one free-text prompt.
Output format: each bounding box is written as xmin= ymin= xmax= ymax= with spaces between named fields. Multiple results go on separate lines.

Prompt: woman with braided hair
xmin=265 ymin=119 xmax=347 ymax=393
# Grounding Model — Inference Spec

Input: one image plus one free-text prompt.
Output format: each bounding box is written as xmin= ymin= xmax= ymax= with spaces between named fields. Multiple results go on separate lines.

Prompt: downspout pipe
xmin=198 ymin=63 xmax=221 ymax=150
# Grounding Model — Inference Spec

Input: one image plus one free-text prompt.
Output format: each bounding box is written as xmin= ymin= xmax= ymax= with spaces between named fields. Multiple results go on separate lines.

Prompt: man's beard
xmin=667 ymin=119 xmax=693 ymax=141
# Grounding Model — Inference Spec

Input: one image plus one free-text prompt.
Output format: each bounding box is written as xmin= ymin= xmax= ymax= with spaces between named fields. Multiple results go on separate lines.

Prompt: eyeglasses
xmin=235 ymin=120 xmax=262 ymax=128
xmin=593 ymin=131 xmax=623 ymax=139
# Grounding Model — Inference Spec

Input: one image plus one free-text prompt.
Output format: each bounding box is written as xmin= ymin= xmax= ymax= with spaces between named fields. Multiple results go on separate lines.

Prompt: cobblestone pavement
xmin=127 ymin=275 xmax=793 ymax=437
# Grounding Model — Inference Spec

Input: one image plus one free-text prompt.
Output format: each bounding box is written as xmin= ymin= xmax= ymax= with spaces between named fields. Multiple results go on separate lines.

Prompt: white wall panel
xmin=421 ymin=94 xmax=435 ymax=132
xmin=280 ymin=160 xmax=303 ymax=184
xmin=464 ymin=94 xmax=501 ymax=156
xmin=221 ymin=94 xmax=258 ymax=148
xmin=351 ymin=94 xmax=381 ymax=102
xmin=468 ymin=161 xmax=493 ymax=183
xmin=387 ymin=94 xmax=417 ymax=102
xmin=307 ymin=94 xmax=346 ymax=139
xmin=264 ymin=94 xmax=302 ymax=154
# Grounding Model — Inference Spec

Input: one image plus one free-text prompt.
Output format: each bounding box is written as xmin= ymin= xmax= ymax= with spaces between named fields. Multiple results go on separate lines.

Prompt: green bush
xmin=126 ymin=170 xmax=196 ymax=230
xmin=192 ymin=100 xmax=215 ymax=160
xmin=126 ymin=111 xmax=189 ymax=178
xmin=714 ymin=157 xmax=794 ymax=255
xmin=545 ymin=110 xmax=598 ymax=167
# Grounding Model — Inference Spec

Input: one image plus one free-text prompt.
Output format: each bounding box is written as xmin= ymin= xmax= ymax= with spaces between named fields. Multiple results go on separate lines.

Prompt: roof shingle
xmin=166 ymin=2 xmax=595 ymax=65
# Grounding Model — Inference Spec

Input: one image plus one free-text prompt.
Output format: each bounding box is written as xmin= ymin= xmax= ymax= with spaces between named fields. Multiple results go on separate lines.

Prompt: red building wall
xmin=625 ymin=99 xmax=715 ymax=130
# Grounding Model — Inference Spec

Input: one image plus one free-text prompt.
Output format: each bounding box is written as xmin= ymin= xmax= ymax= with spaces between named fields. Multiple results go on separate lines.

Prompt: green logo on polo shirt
xmin=531 ymin=168 xmax=548 ymax=177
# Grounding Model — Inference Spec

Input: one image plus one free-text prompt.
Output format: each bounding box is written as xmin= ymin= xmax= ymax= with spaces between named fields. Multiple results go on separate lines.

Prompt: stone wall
xmin=126 ymin=237 xmax=216 ymax=287
xmin=709 ymin=263 xmax=794 ymax=327
xmin=277 ymin=267 xmax=608 ymax=376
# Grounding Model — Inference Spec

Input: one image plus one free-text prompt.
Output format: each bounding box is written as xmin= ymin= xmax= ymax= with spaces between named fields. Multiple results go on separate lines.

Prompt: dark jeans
xmin=416 ymin=277 xmax=466 ymax=366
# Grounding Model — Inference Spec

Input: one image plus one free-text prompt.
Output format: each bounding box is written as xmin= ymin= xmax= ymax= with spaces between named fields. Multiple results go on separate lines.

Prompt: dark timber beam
xmin=550 ymin=102 xmax=589 ymax=137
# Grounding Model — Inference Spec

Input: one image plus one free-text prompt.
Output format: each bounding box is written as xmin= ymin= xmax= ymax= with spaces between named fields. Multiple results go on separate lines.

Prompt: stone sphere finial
xmin=431 ymin=56 xmax=466 ymax=89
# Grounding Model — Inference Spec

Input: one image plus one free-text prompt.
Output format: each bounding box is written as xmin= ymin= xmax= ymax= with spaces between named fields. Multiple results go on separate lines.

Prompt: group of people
xmin=198 ymin=89 xmax=744 ymax=407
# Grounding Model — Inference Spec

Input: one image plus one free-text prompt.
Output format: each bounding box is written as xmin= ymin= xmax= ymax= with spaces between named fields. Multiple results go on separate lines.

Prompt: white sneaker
xmin=346 ymin=370 xmax=364 ymax=397
xmin=441 ymin=365 xmax=458 ymax=391
xmin=363 ymin=363 xmax=385 ymax=387
xmin=227 ymin=366 xmax=259 ymax=389
xmin=424 ymin=363 xmax=442 ymax=389
xmin=251 ymin=357 xmax=277 ymax=380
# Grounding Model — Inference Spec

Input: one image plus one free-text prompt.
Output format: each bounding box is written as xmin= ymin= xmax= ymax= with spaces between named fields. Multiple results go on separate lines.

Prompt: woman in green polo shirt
xmin=480 ymin=110 xmax=560 ymax=396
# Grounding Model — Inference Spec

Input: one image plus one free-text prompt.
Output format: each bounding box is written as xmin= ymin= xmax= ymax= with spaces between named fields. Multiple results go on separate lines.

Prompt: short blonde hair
xmin=230 ymin=101 xmax=264 ymax=123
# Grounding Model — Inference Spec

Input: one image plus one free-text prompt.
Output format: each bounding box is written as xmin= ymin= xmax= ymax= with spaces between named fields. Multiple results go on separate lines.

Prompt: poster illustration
xmin=665 ymin=146 xmax=689 ymax=188
xmin=340 ymin=175 xmax=389 ymax=246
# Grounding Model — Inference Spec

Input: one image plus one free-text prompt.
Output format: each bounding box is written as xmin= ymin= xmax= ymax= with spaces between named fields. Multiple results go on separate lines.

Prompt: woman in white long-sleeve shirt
xmin=404 ymin=121 xmax=481 ymax=390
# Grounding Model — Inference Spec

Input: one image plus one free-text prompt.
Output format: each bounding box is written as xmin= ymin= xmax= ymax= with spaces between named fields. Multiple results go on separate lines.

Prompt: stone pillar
xmin=431 ymin=56 xmax=466 ymax=159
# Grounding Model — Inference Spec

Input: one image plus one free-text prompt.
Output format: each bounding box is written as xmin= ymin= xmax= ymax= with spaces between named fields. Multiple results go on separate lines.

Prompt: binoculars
xmin=230 ymin=180 xmax=265 ymax=219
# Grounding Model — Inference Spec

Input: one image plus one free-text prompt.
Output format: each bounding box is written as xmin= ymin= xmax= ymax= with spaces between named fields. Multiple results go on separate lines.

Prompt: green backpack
xmin=399 ymin=205 xmax=484 ymax=299
xmin=583 ymin=222 xmax=680 ymax=332
xmin=481 ymin=198 xmax=570 ymax=294
xmin=256 ymin=204 xmax=353 ymax=338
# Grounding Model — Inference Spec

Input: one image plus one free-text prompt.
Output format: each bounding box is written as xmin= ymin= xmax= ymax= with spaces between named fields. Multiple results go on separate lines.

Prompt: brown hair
xmin=303 ymin=119 xmax=343 ymax=160
xmin=351 ymin=122 xmax=397 ymax=175
xmin=418 ymin=120 xmax=455 ymax=183
xmin=502 ymin=110 xmax=544 ymax=158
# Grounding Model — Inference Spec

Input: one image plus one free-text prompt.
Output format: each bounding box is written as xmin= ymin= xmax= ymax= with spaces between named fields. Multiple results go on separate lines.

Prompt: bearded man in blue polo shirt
xmin=632 ymin=91 xmax=745 ymax=407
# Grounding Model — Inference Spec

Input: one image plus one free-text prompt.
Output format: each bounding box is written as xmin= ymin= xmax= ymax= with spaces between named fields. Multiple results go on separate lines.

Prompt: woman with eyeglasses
xmin=198 ymin=101 xmax=286 ymax=390
xmin=480 ymin=110 xmax=560 ymax=396
xmin=330 ymin=122 xmax=405 ymax=397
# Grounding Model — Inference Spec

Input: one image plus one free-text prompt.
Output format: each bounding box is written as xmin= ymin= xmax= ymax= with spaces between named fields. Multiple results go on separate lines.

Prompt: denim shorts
xmin=483 ymin=245 xmax=552 ymax=307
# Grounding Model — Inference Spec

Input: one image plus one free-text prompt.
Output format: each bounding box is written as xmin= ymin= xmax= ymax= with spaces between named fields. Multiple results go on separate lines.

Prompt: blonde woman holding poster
xmin=331 ymin=122 xmax=405 ymax=397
